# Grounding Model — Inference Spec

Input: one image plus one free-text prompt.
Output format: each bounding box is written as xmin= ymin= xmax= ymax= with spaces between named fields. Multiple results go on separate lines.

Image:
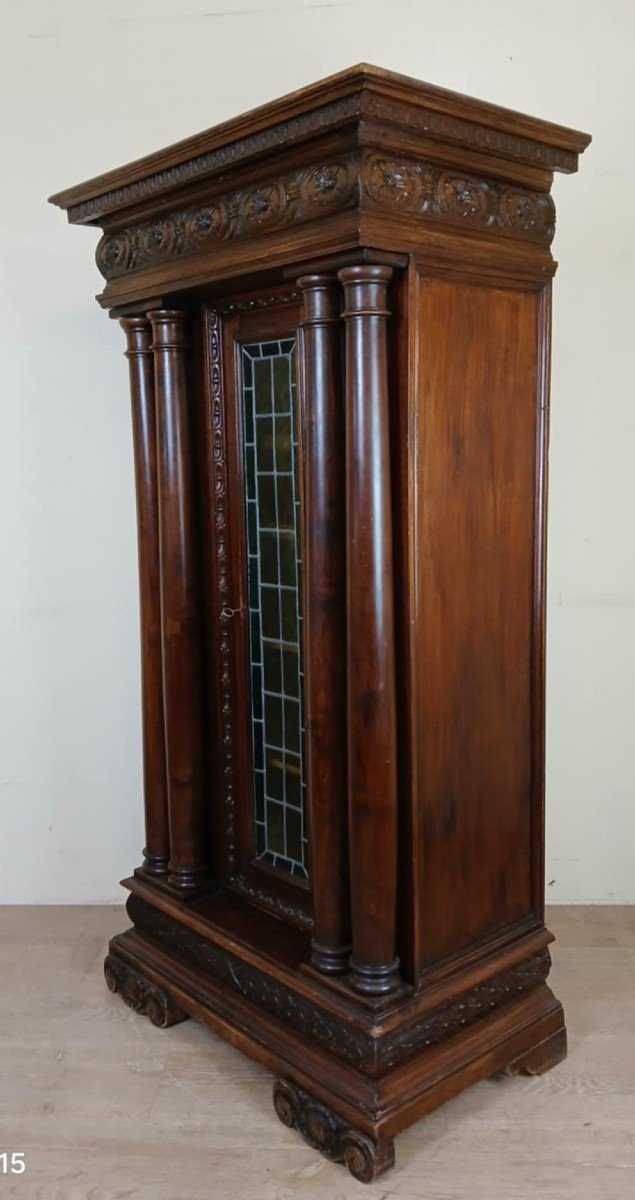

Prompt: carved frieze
xmin=362 ymin=152 xmax=556 ymax=243
xmin=96 ymin=150 xmax=554 ymax=285
xmin=96 ymin=159 xmax=358 ymax=279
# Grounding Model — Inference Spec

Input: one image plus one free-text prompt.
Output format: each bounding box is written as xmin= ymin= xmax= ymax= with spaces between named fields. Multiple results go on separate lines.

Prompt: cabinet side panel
xmin=414 ymin=275 xmax=541 ymax=968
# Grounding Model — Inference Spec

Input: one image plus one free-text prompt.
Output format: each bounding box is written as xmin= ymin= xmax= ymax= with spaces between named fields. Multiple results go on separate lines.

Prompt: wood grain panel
xmin=413 ymin=275 xmax=541 ymax=967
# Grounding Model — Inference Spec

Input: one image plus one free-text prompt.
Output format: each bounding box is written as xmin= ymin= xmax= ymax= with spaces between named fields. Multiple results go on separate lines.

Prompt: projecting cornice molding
xmin=49 ymin=64 xmax=590 ymax=227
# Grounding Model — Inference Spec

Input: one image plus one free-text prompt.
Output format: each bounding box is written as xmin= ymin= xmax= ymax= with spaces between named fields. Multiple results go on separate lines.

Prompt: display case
xmin=50 ymin=65 xmax=590 ymax=1181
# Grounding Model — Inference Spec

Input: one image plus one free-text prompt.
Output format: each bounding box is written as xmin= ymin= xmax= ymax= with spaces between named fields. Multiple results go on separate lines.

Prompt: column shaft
xmin=121 ymin=317 xmax=170 ymax=875
xmin=149 ymin=309 xmax=209 ymax=890
xmin=297 ymin=274 xmax=350 ymax=974
xmin=338 ymin=265 xmax=400 ymax=997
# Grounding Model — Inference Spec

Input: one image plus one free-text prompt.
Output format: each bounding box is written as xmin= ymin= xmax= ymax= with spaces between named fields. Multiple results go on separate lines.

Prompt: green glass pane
xmin=240 ymin=339 xmax=307 ymax=881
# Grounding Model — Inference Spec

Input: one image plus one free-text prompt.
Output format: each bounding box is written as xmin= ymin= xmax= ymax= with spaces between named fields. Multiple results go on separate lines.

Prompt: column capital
xmin=338 ymin=265 xmax=392 ymax=319
xmin=297 ymin=275 xmax=340 ymax=326
xmin=120 ymin=315 xmax=152 ymax=358
xmin=148 ymin=309 xmax=187 ymax=350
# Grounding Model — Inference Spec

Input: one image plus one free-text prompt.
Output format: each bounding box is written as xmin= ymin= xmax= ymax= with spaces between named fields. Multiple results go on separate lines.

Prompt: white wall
xmin=1 ymin=0 xmax=633 ymax=903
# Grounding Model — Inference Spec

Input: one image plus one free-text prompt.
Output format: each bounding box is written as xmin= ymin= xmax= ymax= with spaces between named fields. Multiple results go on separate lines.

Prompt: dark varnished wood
xmin=297 ymin=275 xmax=350 ymax=974
xmin=48 ymin=65 xmax=590 ymax=312
xmin=51 ymin=67 xmax=589 ymax=1180
xmin=104 ymin=906 xmax=565 ymax=1150
xmin=339 ymin=265 xmax=400 ymax=997
xmin=104 ymin=951 xmax=189 ymax=1028
xmin=50 ymin=63 xmax=590 ymax=223
xmin=120 ymin=317 xmax=169 ymax=876
xmin=412 ymin=274 xmax=539 ymax=968
xmin=498 ymin=1025 xmax=567 ymax=1076
xmin=273 ymin=1078 xmax=395 ymax=1182
xmin=149 ymin=310 xmax=209 ymax=891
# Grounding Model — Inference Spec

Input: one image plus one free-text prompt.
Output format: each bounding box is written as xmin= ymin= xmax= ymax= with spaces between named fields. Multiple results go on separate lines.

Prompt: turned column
xmin=148 ymin=310 xmax=209 ymax=890
xmin=338 ymin=265 xmax=400 ymax=996
xmin=121 ymin=317 xmax=170 ymax=875
xmin=297 ymin=275 xmax=350 ymax=974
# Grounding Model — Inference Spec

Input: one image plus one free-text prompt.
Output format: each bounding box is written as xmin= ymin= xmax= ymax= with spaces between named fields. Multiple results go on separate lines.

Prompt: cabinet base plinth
xmin=103 ymin=894 xmax=568 ymax=1181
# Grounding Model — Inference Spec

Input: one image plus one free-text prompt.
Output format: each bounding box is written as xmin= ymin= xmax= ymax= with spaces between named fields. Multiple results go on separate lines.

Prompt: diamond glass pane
xmin=240 ymin=339 xmax=308 ymax=880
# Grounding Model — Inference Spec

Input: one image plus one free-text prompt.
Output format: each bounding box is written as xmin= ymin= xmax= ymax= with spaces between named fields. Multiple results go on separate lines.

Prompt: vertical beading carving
xmin=206 ymin=310 xmax=236 ymax=870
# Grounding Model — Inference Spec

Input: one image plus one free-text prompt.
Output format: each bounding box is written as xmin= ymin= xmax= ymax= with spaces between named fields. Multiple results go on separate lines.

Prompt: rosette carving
xmin=437 ymin=172 xmax=490 ymax=221
xmin=365 ymin=157 xmax=422 ymax=208
xmin=500 ymin=188 xmax=556 ymax=239
xmin=96 ymin=158 xmax=357 ymax=279
xmin=96 ymin=230 xmax=132 ymax=275
xmin=362 ymin=152 xmax=555 ymax=245
xmin=240 ymin=181 xmax=286 ymax=228
xmin=138 ymin=217 xmax=177 ymax=261
xmin=184 ymin=201 xmax=228 ymax=243
xmin=300 ymin=162 xmax=354 ymax=208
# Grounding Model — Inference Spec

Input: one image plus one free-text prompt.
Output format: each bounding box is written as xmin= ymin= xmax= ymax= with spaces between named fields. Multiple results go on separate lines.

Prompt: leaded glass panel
xmin=240 ymin=339 xmax=308 ymax=880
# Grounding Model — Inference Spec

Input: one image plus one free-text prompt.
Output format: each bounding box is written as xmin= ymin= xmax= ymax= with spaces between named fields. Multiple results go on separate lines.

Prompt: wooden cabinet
xmin=50 ymin=65 xmax=590 ymax=1182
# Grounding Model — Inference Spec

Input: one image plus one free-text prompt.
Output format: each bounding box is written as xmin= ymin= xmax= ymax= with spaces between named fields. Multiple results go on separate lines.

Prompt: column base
xmin=167 ymin=865 xmax=212 ymax=892
xmin=349 ymin=956 xmax=401 ymax=996
xmin=142 ymin=849 xmax=169 ymax=875
xmin=310 ymin=939 xmax=352 ymax=975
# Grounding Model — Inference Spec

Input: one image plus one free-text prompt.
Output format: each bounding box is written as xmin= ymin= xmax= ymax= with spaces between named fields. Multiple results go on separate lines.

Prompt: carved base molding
xmin=273 ymin=1078 xmax=395 ymax=1183
xmin=124 ymin=893 xmax=553 ymax=1073
xmin=104 ymin=951 xmax=189 ymax=1029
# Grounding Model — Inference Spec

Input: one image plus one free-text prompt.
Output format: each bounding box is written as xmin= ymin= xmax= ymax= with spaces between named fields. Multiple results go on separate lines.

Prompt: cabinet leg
xmin=104 ymin=952 xmax=189 ymax=1029
xmin=273 ymin=1078 xmax=395 ymax=1183
xmin=499 ymin=1026 xmax=567 ymax=1077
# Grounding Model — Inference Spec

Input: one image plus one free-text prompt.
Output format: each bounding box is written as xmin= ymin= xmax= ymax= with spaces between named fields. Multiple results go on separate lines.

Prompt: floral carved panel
xmin=96 ymin=159 xmax=358 ymax=280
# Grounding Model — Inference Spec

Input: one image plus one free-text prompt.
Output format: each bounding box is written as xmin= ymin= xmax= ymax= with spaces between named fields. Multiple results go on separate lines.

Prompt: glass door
xmin=207 ymin=293 xmax=312 ymax=928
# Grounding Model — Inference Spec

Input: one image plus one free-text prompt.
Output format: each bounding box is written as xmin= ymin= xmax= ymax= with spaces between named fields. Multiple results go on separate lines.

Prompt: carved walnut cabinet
xmin=50 ymin=65 xmax=590 ymax=1181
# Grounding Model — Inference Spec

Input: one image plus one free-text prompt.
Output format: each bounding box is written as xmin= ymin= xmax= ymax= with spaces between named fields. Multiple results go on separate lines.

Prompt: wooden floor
xmin=0 ymin=906 xmax=633 ymax=1198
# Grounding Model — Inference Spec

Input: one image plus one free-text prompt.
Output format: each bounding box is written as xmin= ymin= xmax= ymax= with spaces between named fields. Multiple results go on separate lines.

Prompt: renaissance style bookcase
xmin=50 ymin=66 xmax=590 ymax=1181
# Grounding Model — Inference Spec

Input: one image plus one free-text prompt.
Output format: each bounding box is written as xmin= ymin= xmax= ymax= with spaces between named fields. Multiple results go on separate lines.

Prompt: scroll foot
xmin=273 ymin=1077 xmax=394 ymax=1183
xmin=104 ymin=952 xmax=189 ymax=1029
